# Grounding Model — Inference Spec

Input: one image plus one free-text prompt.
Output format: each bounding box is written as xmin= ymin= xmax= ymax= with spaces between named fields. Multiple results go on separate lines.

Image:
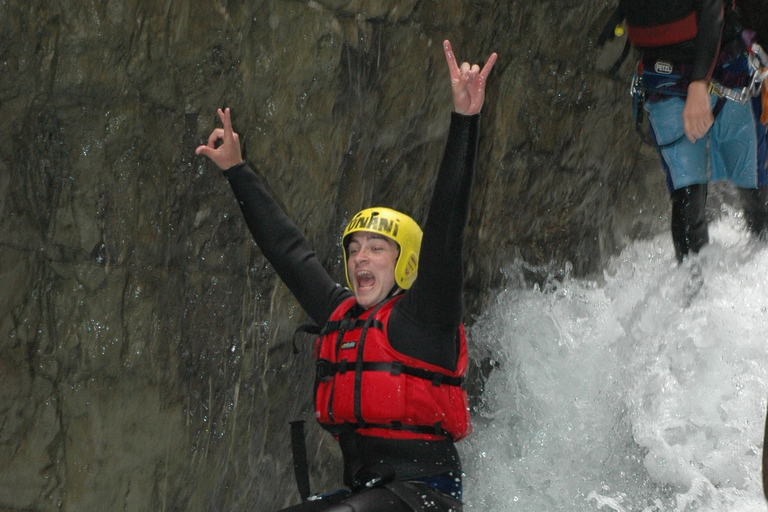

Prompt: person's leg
xmin=739 ymin=96 xmax=768 ymax=237
xmin=739 ymin=186 xmax=768 ymax=238
xmin=277 ymin=490 xmax=353 ymax=512
xmin=277 ymin=488 xmax=413 ymax=512
xmin=711 ymin=94 xmax=768 ymax=238
xmin=670 ymin=184 xmax=709 ymax=262
xmin=277 ymin=484 xmax=462 ymax=512
xmin=646 ymin=97 xmax=710 ymax=262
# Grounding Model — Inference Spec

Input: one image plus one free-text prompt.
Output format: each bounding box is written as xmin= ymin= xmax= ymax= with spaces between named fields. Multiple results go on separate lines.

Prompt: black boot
xmin=670 ymin=184 xmax=709 ymax=263
xmin=739 ymin=186 xmax=768 ymax=239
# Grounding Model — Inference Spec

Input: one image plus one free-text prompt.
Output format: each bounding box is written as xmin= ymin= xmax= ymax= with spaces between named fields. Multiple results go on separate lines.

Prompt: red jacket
xmin=314 ymin=296 xmax=471 ymax=442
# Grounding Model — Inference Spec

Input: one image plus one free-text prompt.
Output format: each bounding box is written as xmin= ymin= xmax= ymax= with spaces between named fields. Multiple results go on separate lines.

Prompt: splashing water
xmin=461 ymin=210 xmax=768 ymax=512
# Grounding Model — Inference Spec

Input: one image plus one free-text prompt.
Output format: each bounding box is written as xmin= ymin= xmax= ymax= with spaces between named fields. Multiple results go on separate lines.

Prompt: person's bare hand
xmin=683 ymin=81 xmax=714 ymax=143
xmin=195 ymin=108 xmax=244 ymax=170
xmin=444 ymin=40 xmax=498 ymax=115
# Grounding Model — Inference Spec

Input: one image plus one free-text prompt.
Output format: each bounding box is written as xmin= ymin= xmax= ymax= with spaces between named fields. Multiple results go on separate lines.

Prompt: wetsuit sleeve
xmin=388 ymin=112 xmax=480 ymax=370
xmin=691 ymin=0 xmax=724 ymax=82
xmin=223 ymin=163 xmax=352 ymax=325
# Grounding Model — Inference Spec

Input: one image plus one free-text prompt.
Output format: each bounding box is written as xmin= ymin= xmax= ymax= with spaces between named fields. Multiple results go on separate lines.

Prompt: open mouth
xmin=355 ymin=270 xmax=375 ymax=291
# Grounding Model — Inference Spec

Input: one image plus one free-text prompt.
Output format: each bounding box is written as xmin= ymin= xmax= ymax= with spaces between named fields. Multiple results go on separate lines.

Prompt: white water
xmin=461 ymin=208 xmax=768 ymax=512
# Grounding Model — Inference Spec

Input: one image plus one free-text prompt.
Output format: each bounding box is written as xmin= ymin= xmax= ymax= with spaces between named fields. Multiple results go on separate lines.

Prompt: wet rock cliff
xmin=0 ymin=0 xmax=672 ymax=510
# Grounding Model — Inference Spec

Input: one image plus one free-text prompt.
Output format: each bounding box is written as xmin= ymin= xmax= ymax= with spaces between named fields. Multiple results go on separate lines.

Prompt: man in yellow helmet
xmin=196 ymin=40 xmax=496 ymax=512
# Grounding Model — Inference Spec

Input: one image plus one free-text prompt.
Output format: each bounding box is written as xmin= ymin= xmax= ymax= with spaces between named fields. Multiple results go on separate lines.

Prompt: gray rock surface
xmin=0 ymin=0 xmax=672 ymax=510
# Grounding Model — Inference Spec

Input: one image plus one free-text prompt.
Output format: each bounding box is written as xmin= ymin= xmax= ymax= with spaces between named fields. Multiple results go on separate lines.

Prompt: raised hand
xmin=443 ymin=40 xmax=497 ymax=115
xmin=195 ymin=108 xmax=245 ymax=170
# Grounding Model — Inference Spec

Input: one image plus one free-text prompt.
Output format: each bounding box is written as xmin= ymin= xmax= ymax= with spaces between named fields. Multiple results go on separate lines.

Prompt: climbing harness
xmin=596 ymin=1 xmax=768 ymax=146
xmin=629 ymin=40 xmax=768 ymax=149
xmin=707 ymin=40 xmax=768 ymax=105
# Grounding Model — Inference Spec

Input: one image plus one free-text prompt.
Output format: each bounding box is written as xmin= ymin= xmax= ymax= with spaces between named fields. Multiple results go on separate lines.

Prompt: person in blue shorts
xmin=619 ymin=0 xmax=768 ymax=262
xmin=196 ymin=41 xmax=496 ymax=512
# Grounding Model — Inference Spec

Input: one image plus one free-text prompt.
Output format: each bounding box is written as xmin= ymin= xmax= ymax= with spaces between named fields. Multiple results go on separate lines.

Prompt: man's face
xmin=347 ymin=231 xmax=399 ymax=309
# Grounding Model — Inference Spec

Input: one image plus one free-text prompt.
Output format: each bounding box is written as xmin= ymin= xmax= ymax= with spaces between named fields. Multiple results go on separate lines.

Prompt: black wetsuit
xmin=223 ymin=112 xmax=479 ymax=511
xmin=619 ymin=0 xmax=724 ymax=82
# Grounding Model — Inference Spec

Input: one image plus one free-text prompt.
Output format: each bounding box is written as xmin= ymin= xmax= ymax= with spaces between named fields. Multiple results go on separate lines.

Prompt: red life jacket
xmin=627 ymin=11 xmax=699 ymax=47
xmin=314 ymin=295 xmax=471 ymax=442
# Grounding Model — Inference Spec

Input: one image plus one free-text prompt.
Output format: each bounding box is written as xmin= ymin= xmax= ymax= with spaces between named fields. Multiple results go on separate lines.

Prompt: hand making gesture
xmin=195 ymin=107 xmax=245 ymax=170
xmin=443 ymin=40 xmax=498 ymax=116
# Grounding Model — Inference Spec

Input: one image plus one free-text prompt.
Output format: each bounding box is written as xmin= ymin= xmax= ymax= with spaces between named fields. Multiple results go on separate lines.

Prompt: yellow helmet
xmin=342 ymin=207 xmax=423 ymax=291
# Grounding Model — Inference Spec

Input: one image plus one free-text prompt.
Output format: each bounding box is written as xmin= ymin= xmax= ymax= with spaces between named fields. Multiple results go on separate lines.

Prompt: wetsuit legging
xmin=278 ymin=483 xmax=462 ymax=512
xmin=223 ymin=112 xmax=479 ymax=511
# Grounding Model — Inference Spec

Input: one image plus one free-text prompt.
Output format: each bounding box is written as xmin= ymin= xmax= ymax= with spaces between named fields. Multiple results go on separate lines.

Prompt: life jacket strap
xmin=315 ymin=360 xmax=465 ymax=387
xmin=322 ymin=317 xmax=384 ymax=335
xmin=324 ymin=420 xmax=454 ymax=440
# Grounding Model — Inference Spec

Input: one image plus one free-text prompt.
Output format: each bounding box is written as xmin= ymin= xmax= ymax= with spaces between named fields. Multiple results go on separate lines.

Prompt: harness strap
xmin=290 ymin=420 xmax=312 ymax=502
xmin=610 ymin=39 xmax=632 ymax=76
xmin=293 ymin=323 xmax=322 ymax=355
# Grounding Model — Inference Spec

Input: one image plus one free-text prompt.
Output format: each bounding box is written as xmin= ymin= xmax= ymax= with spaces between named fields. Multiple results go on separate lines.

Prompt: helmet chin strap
xmin=386 ymin=285 xmax=404 ymax=298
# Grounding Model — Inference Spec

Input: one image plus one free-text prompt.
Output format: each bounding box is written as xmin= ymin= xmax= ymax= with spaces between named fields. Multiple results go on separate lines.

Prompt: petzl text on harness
xmin=629 ymin=60 xmax=695 ymax=148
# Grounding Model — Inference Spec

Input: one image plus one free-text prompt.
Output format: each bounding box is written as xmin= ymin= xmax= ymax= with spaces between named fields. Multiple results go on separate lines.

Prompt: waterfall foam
xmin=462 ymin=208 xmax=768 ymax=511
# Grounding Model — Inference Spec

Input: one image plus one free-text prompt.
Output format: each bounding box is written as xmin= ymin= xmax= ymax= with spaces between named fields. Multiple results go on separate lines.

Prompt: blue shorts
xmin=646 ymin=93 xmax=768 ymax=194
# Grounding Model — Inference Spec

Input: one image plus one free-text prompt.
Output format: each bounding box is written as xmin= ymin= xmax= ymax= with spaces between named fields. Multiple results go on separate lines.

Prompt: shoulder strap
xmin=597 ymin=5 xmax=624 ymax=48
xmin=596 ymin=5 xmax=632 ymax=75
xmin=322 ymin=317 xmax=384 ymax=335
xmin=292 ymin=323 xmax=322 ymax=355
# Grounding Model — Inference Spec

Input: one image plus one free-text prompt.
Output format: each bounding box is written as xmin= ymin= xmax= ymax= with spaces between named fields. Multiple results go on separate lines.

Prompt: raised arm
xmin=196 ymin=109 xmax=351 ymax=325
xmin=389 ymin=42 xmax=496 ymax=369
xmin=412 ymin=42 xmax=496 ymax=323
